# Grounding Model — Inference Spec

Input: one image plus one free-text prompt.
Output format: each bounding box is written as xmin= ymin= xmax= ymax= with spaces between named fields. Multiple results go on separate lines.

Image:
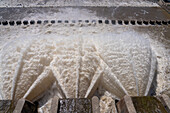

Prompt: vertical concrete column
xmin=92 ymin=96 xmax=100 ymax=113
xmin=50 ymin=96 xmax=59 ymax=113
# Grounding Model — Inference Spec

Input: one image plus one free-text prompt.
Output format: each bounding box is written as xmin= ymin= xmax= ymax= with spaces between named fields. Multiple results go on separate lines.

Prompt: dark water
xmin=58 ymin=98 xmax=92 ymax=113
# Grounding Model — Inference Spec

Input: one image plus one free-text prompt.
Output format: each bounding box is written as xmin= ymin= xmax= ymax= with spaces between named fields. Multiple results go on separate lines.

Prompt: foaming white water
xmin=0 ymin=31 xmax=156 ymax=102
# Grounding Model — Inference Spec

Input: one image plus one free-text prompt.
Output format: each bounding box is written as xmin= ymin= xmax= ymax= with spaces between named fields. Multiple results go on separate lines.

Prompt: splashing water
xmin=0 ymin=31 xmax=157 ymax=102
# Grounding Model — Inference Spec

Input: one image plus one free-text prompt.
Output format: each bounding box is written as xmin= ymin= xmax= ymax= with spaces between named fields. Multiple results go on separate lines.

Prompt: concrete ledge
xmin=117 ymin=95 xmax=169 ymax=113
xmin=13 ymin=98 xmax=38 ymax=113
xmin=9 ymin=95 xmax=170 ymax=113
xmin=117 ymin=95 xmax=136 ymax=113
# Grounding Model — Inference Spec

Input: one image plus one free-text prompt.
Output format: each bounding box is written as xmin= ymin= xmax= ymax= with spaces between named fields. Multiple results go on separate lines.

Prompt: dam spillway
xmin=0 ymin=0 xmax=169 ymax=112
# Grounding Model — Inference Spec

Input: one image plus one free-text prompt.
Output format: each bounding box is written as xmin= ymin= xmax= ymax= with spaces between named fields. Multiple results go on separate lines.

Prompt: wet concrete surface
xmin=132 ymin=96 xmax=168 ymax=113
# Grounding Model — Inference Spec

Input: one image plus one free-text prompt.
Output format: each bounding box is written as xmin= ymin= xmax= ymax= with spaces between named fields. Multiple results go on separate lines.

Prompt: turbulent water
xmin=0 ymin=31 xmax=157 ymax=102
xmin=1 ymin=21 xmax=169 ymax=112
xmin=0 ymin=0 xmax=159 ymax=7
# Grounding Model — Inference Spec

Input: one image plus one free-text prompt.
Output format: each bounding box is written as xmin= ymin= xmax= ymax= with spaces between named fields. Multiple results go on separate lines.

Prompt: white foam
xmin=0 ymin=31 xmax=156 ymax=102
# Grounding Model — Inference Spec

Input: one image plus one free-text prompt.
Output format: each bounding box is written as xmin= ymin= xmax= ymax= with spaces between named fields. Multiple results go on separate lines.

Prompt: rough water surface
xmin=0 ymin=24 xmax=168 ymax=112
xmin=0 ymin=31 xmax=157 ymax=101
xmin=0 ymin=0 xmax=159 ymax=7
